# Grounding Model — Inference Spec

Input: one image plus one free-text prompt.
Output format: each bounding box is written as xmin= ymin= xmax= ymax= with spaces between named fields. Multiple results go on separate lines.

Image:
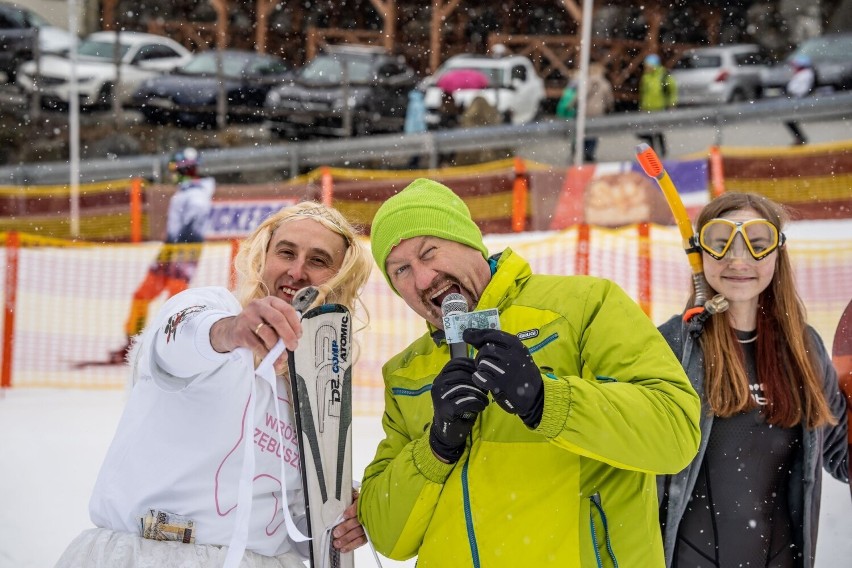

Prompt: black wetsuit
xmin=673 ymin=330 xmax=804 ymax=567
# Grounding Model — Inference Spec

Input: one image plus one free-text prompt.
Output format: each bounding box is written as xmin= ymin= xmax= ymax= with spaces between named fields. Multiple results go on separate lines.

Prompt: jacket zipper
xmin=528 ymin=332 xmax=558 ymax=354
xmin=589 ymin=492 xmax=619 ymax=568
xmin=458 ymin=334 xmax=558 ymax=566
xmin=462 ymin=455 xmax=481 ymax=567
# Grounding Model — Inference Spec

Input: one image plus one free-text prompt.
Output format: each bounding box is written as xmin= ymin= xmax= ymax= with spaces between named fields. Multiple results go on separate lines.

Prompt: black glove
xmin=430 ymin=358 xmax=489 ymax=463
xmin=463 ymin=328 xmax=544 ymax=428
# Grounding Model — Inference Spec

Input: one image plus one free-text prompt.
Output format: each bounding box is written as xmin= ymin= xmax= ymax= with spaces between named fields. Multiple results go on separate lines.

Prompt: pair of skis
xmin=289 ymin=289 xmax=355 ymax=568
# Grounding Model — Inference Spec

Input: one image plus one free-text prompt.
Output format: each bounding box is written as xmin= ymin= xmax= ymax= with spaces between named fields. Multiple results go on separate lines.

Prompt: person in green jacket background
xmin=358 ymin=178 xmax=701 ymax=567
xmin=638 ymin=53 xmax=677 ymax=158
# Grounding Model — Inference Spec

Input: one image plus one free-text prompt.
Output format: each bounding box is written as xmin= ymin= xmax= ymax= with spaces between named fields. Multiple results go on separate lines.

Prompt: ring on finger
xmin=254 ymin=322 xmax=266 ymax=336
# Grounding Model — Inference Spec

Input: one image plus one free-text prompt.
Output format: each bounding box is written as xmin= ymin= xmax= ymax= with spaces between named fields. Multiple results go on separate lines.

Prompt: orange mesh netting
xmin=3 ymin=224 xmax=850 ymax=416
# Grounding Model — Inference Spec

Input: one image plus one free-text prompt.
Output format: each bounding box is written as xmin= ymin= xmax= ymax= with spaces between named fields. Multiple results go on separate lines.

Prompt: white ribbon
xmin=223 ymin=339 xmax=310 ymax=568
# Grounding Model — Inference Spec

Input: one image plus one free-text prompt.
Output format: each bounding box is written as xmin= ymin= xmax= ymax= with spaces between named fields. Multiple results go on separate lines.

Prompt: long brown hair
xmin=690 ymin=192 xmax=835 ymax=428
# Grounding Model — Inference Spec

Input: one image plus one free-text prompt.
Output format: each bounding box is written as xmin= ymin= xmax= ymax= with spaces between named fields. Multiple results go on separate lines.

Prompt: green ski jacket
xmin=359 ymin=249 xmax=700 ymax=567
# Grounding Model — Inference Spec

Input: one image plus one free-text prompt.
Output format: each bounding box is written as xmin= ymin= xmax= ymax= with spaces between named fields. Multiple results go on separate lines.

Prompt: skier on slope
xmin=58 ymin=202 xmax=372 ymax=567
xmin=109 ymin=148 xmax=215 ymax=364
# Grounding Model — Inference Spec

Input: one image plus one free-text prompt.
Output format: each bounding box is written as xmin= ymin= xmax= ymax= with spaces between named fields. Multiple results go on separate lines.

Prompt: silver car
xmin=671 ymin=44 xmax=770 ymax=106
xmin=761 ymin=32 xmax=852 ymax=97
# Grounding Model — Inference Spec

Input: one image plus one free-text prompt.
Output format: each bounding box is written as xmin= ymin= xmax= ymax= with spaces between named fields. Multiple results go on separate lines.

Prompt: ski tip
xmin=635 ymin=144 xmax=663 ymax=179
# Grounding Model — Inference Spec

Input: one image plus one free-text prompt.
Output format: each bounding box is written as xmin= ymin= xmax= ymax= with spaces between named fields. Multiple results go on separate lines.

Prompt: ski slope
xmin=1 ymin=387 xmax=850 ymax=567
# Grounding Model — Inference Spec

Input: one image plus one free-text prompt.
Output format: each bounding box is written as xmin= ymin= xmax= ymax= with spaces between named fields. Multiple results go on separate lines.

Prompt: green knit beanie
xmin=371 ymin=178 xmax=488 ymax=293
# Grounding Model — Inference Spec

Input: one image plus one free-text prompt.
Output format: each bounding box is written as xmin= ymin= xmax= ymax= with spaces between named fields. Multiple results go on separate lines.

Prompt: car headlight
xmin=76 ymin=76 xmax=96 ymax=83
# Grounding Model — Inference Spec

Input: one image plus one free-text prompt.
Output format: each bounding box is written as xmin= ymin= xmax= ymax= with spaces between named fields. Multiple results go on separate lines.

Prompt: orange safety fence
xmin=0 ymin=178 xmax=145 ymax=242
xmin=2 ymin=223 xmax=851 ymax=416
xmin=281 ymin=159 xmax=548 ymax=234
xmin=2 ymin=141 xmax=850 ymax=244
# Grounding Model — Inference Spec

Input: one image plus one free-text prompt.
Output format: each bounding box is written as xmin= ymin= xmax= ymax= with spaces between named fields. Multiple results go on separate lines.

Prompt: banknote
xmin=443 ymin=308 xmax=501 ymax=344
xmin=140 ymin=509 xmax=195 ymax=544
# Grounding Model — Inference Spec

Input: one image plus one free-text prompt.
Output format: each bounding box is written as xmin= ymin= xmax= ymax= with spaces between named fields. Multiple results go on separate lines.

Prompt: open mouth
xmin=428 ymin=282 xmax=462 ymax=310
xmin=279 ymin=285 xmax=300 ymax=302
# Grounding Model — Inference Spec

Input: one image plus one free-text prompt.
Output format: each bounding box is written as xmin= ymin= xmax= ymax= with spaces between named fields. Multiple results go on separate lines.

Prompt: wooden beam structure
xmin=560 ymin=0 xmax=582 ymax=22
xmin=102 ymin=0 xmax=115 ymax=31
xmin=125 ymin=0 xmax=737 ymax=106
xmin=211 ymin=0 xmax=229 ymax=50
xmin=430 ymin=0 xmax=463 ymax=72
xmin=369 ymin=0 xmax=397 ymax=52
xmin=255 ymin=0 xmax=278 ymax=53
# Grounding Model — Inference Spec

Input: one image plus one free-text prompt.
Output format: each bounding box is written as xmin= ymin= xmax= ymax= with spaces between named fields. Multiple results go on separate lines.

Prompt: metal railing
xmin=0 ymin=91 xmax=850 ymax=186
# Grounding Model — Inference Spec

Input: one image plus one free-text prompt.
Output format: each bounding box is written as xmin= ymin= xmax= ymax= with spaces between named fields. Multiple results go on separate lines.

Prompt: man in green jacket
xmin=358 ymin=178 xmax=700 ymax=567
xmin=637 ymin=53 xmax=677 ymax=158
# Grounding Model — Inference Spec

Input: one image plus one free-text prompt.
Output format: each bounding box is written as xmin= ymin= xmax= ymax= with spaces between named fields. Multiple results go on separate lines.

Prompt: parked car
xmin=0 ymin=1 xmax=75 ymax=81
xmin=670 ymin=44 xmax=770 ymax=106
xmin=762 ymin=32 xmax=852 ymax=96
xmin=264 ymin=44 xmax=418 ymax=139
xmin=130 ymin=49 xmax=291 ymax=127
xmin=16 ymin=31 xmax=192 ymax=108
xmin=420 ymin=53 xmax=545 ymax=126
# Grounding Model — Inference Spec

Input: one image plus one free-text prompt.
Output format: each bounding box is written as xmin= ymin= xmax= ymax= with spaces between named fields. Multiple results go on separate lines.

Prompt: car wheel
xmin=728 ymin=89 xmax=747 ymax=103
xmin=351 ymin=117 xmax=371 ymax=137
xmin=271 ymin=123 xmax=301 ymax=141
xmin=97 ymin=83 xmax=114 ymax=107
xmin=141 ymin=108 xmax=164 ymax=125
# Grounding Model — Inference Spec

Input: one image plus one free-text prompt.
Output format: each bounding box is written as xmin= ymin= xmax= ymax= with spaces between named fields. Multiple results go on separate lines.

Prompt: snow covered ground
xmin=0 ymin=387 xmax=849 ymax=567
xmin=0 ymin=388 xmax=415 ymax=568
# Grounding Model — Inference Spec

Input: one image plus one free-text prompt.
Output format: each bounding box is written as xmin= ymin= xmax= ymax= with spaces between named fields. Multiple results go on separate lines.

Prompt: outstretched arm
xmin=210 ymin=295 xmax=302 ymax=354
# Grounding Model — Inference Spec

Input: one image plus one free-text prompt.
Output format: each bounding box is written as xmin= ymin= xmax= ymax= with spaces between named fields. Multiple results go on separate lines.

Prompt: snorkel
xmin=635 ymin=143 xmax=728 ymax=328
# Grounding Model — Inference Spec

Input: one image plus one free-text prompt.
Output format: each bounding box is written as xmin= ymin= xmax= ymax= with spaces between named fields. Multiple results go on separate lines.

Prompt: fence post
xmin=321 ymin=167 xmax=333 ymax=206
xmin=709 ymin=146 xmax=726 ymax=198
xmin=575 ymin=223 xmax=590 ymax=276
xmin=637 ymin=223 xmax=652 ymax=317
xmin=129 ymin=177 xmax=143 ymax=243
xmin=2 ymin=231 xmax=20 ymax=388
xmin=512 ymin=157 xmax=528 ymax=232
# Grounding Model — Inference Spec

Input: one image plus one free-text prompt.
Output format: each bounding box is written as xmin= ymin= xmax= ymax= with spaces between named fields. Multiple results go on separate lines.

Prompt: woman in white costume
xmin=57 ymin=202 xmax=372 ymax=567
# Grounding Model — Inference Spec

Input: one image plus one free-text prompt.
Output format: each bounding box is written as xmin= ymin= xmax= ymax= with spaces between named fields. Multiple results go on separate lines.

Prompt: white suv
xmin=421 ymin=54 xmax=545 ymax=126
xmin=17 ymin=31 xmax=192 ymax=107
xmin=671 ymin=44 xmax=770 ymax=106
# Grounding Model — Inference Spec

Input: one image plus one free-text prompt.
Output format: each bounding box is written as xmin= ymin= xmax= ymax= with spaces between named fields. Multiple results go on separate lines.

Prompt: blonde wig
xmin=233 ymin=202 xmax=372 ymax=317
